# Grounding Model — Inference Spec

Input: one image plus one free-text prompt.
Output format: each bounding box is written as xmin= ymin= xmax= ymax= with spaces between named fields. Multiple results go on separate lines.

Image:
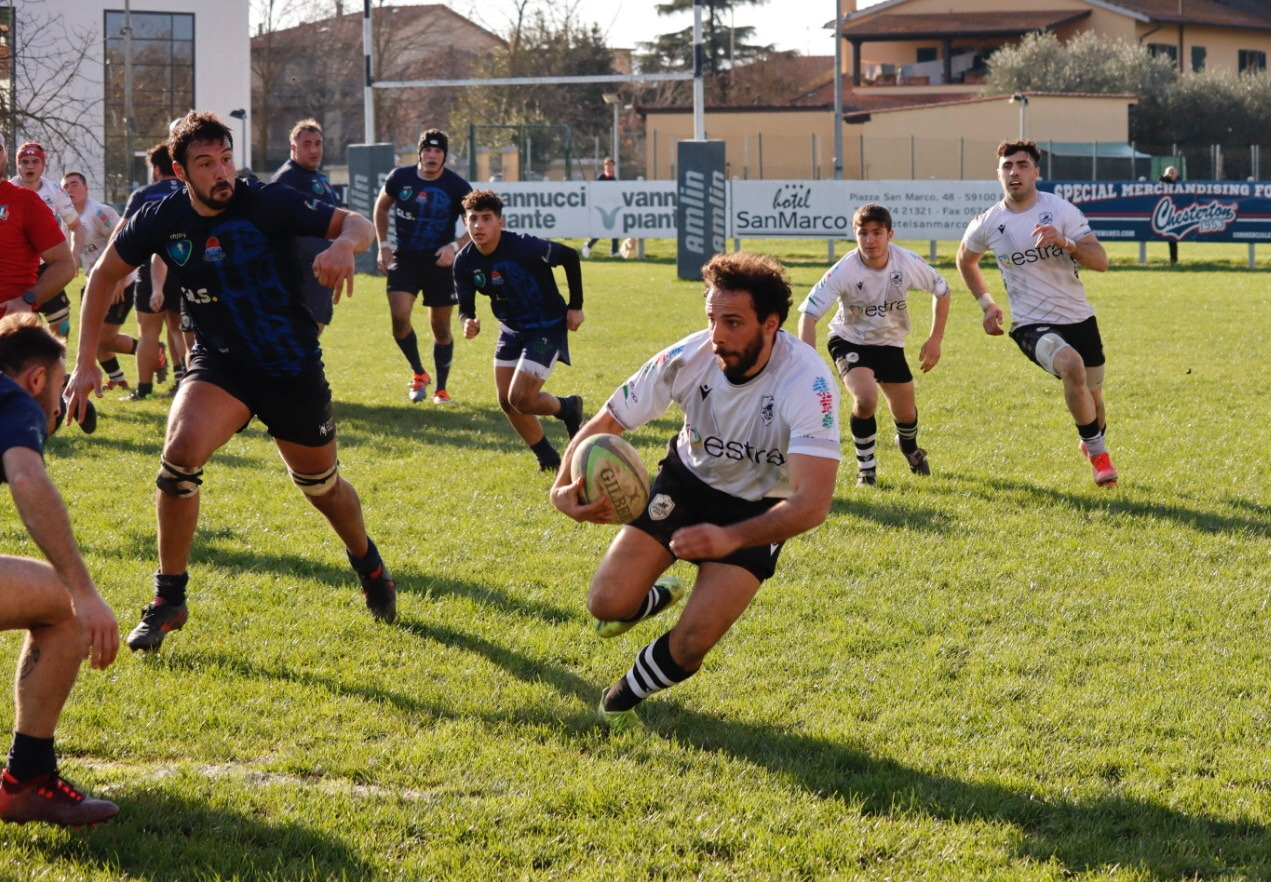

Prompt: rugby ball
xmin=572 ymin=433 xmax=649 ymax=524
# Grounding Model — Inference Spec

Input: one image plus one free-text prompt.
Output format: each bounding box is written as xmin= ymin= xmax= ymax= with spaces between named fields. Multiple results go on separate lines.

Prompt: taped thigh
xmin=1085 ymin=363 xmax=1105 ymax=391
xmin=1032 ymin=332 xmax=1074 ymax=377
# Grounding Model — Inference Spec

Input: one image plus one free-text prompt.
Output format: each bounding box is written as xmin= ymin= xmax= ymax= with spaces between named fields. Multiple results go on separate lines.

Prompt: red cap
xmin=17 ymin=142 xmax=45 ymax=162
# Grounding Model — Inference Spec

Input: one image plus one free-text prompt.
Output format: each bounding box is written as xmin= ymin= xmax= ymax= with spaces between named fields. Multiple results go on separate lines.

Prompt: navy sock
xmin=530 ymin=436 xmax=559 ymax=467
xmin=347 ymin=537 xmax=383 ymax=577
xmin=395 ymin=331 xmax=425 ymax=375
xmin=434 ymin=341 xmax=453 ymax=392
xmin=6 ymin=732 xmax=57 ymax=782
xmin=155 ymin=571 xmax=189 ymax=605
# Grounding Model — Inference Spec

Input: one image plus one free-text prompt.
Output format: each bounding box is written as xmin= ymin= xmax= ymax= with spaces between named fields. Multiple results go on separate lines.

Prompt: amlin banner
xmin=1040 ymin=180 xmax=1271 ymax=242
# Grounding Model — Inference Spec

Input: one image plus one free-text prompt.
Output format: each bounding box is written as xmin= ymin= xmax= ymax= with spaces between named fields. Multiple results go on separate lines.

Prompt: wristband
xmin=1063 ymin=236 xmax=1075 ymax=253
xmin=975 ymin=293 xmax=995 ymax=312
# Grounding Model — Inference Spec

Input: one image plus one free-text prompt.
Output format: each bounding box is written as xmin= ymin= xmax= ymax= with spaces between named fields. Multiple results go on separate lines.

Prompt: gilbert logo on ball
xmin=572 ymin=433 xmax=650 ymax=525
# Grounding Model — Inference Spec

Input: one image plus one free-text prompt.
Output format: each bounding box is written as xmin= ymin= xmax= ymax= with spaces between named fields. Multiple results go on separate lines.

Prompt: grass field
xmin=2 ymin=239 xmax=1270 ymax=880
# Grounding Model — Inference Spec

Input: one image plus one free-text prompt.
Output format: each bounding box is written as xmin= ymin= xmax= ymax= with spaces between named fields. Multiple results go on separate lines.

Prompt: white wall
xmin=17 ymin=0 xmax=249 ymax=194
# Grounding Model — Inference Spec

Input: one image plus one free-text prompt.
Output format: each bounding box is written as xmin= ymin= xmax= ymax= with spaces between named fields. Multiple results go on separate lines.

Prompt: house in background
xmin=640 ymin=0 xmax=1271 ymax=181
xmin=8 ymin=0 xmax=249 ymax=203
xmin=250 ymin=4 xmax=504 ymax=173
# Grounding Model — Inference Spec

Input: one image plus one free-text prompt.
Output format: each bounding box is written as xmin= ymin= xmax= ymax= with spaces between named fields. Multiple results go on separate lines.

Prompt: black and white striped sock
xmin=851 ymin=414 xmax=877 ymax=472
xmin=604 ymin=632 xmax=697 ymax=712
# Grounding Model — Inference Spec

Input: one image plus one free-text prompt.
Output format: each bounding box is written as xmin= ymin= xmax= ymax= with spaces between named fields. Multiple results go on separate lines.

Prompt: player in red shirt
xmin=0 ymin=133 xmax=76 ymax=315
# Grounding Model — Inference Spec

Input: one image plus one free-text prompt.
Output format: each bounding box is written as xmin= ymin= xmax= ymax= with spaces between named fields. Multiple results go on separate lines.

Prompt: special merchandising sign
xmin=1040 ymin=181 xmax=1271 ymax=242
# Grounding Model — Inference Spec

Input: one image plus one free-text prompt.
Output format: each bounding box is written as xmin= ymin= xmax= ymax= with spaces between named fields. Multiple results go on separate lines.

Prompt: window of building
xmin=103 ymin=11 xmax=196 ymax=203
xmin=1191 ymin=45 xmax=1206 ymax=71
xmin=1147 ymin=43 xmax=1177 ymax=64
xmin=1239 ymin=49 xmax=1267 ymax=72
xmin=916 ymin=47 xmax=938 ymax=63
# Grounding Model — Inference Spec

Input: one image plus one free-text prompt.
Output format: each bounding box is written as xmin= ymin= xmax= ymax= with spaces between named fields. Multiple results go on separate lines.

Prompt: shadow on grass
xmin=34 ymin=787 xmax=371 ymax=881
xmin=396 ymin=617 xmax=1270 ymax=878
xmin=663 ymin=708 xmax=1270 ymax=879
xmin=941 ymin=469 xmax=1271 ymax=539
xmin=332 ymin=399 xmax=570 ymax=457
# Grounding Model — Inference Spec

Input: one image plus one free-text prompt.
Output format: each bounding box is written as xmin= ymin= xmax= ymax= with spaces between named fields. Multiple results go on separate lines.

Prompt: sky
xmin=446 ymin=0 xmax=889 ymax=57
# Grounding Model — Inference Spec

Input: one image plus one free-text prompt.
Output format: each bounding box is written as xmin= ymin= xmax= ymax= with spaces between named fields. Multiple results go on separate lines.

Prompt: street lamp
xmin=1009 ymin=93 xmax=1028 ymax=140
xmin=602 ymin=92 xmax=620 ymax=179
xmin=228 ymin=108 xmax=248 ymax=170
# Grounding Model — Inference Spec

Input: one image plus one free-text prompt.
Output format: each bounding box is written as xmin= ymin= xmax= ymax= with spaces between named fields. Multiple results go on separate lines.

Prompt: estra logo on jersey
xmin=689 ymin=425 xmax=787 ymax=465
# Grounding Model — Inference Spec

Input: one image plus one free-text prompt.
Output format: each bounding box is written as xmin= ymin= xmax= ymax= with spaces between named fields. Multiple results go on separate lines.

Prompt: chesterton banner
xmin=1041 ymin=180 xmax=1271 ymax=242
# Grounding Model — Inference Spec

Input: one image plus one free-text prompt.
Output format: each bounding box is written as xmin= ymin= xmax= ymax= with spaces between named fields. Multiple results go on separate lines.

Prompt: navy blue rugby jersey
xmin=382 ymin=165 xmax=471 ymax=255
xmin=0 ymin=373 xmax=47 ymax=484
xmin=123 ymin=178 xmax=186 ymax=292
xmin=112 ymin=179 xmax=337 ymax=375
xmin=454 ymin=231 xmax=581 ymax=333
xmin=273 ymin=159 xmax=340 ymax=262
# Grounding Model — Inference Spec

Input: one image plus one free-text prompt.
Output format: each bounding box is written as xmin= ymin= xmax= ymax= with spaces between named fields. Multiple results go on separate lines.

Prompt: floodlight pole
xmin=692 ymin=0 xmax=705 ymax=140
xmin=363 ymin=0 xmax=374 ymax=142
xmin=1010 ymin=93 xmax=1029 ymax=139
xmin=833 ymin=0 xmax=843 ymax=181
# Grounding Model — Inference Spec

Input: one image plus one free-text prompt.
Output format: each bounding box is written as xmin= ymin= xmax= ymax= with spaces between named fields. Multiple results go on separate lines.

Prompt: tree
xmin=985 ymin=29 xmax=1271 ymax=175
xmin=455 ymin=1 xmax=616 ymax=179
xmin=635 ymin=0 xmax=787 ymax=105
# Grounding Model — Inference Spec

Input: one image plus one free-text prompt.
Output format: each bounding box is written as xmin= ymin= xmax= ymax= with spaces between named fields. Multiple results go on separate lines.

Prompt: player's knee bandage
xmin=290 ymin=463 xmax=339 ymax=497
xmin=1033 ymin=333 xmax=1072 ymax=377
xmin=156 ymin=458 xmax=203 ymax=497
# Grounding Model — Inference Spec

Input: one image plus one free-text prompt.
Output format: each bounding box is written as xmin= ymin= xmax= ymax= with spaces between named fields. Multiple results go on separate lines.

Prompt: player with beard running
xmin=551 ymin=252 xmax=841 ymax=732
xmin=66 ymin=111 xmax=397 ymax=652
xmin=956 ymin=139 xmax=1117 ymax=487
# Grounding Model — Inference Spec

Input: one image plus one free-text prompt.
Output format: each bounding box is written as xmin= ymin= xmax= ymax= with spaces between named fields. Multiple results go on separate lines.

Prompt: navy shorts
xmin=296 ymin=241 xmax=334 ymax=326
xmin=133 ymin=278 xmax=181 ymax=315
xmin=88 ymin=284 xmax=134 ymax=326
xmin=386 ymin=251 xmax=457 ymax=308
xmin=493 ymin=324 xmax=571 ymax=379
xmin=628 ymin=442 xmax=784 ymax=582
xmin=184 ymin=347 xmax=336 ymax=448
xmin=826 ymin=337 xmax=913 ymax=384
xmin=1009 ymin=315 xmax=1106 ymax=370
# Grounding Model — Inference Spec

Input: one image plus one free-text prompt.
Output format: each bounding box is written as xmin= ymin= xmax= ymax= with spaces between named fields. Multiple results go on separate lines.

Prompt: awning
xmin=1041 ymin=142 xmax=1154 ymax=159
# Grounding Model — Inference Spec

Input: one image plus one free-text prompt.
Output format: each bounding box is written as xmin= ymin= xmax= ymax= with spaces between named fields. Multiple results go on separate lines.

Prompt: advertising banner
xmin=1041 ymin=180 xmax=1271 ymax=242
xmin=490 ymin=181 xmax=676 ymax=239
xmin=728 ymin=180 xmax=1000 ymax=240
xmin=676 ymin=141 xmax=727 ymax=281
xmin=346 ymin=143 xmax=397 ymax=274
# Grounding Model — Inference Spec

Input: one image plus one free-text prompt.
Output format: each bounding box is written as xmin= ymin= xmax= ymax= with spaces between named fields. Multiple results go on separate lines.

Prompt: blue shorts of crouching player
xmin=493 ymin=324 xmax=571 ymax=381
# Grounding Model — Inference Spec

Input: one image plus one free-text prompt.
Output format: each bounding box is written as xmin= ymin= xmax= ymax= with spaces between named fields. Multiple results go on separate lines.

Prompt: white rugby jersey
xmin=961 ymin=190 xmax=1095 ymax=327
xmin=77 ymin=197 xmax=121 ymax=273
xmin=798 ymin=243 xmax=949 ymax=347
xmin=10 ymin=176 xmax=79 ymax=232
xmin=605 ymin=329 xmax=841 ymax=501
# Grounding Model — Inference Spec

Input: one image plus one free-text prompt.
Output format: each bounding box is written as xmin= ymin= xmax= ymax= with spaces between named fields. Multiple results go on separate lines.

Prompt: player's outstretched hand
xmin=73 ymin=590 xmax=119 ymax=671
xmin=314 ymin=241 xmax=356 ymax=304
xmin=918 ymin=336 xmax=942 ymax=372
xmin=551 ymin=474 xmax=617 ymax=524
xmin=63 ymin=364 xmax=103 ymax=429
xmin=982 ymin=303 xmax=1005 ymax=336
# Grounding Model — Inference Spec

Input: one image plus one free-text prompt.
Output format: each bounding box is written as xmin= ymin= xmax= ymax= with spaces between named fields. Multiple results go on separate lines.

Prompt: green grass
xmin=2 ymin=239 xmax=1271 ymax=879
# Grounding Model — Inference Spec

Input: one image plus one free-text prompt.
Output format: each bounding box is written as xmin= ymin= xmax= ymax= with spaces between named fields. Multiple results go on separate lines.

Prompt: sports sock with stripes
xmin=1077 ymin=418 xmax=1107 ymax=457
xmin=895 ymin=414 xmax=919 ymax=455
xmin=603 ymin=632 xmax=697 ymax=712
xmin=611 ymin=580 xmax=677 ymax=624
xmin=850 ymin=414 xmax=877 ymax=472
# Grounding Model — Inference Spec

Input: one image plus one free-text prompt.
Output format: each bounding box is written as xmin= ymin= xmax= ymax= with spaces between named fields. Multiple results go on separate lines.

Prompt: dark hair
xmin=997 ymin=139 xmax=1041 ymax=165
xmin=147 ymin=142 xmax=175 ymax=177
xmin=462 ymin=189 xmax=503 ymax=217
xmin=701 ymin=252 xmax=792 ymax=326
xmin=417 ymin=128 xmax=449 ymax=156
xmin=853 ymin=202 xmax=892 ymax=230
xmin=0 ymin=313 xmax=64 ymax=376
xmin=168 ymin=111 xmax=234 ymax=167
